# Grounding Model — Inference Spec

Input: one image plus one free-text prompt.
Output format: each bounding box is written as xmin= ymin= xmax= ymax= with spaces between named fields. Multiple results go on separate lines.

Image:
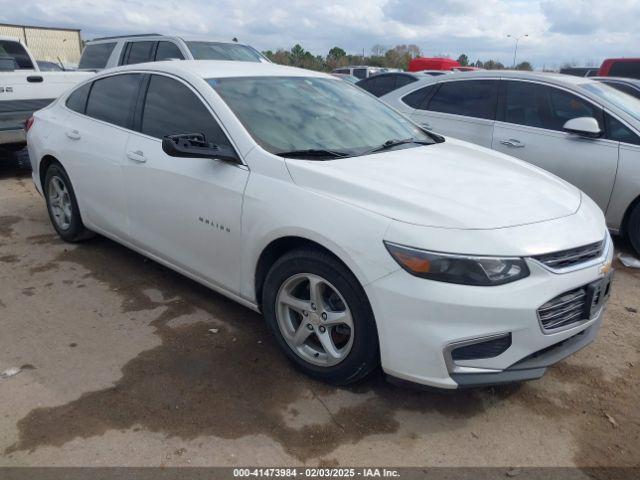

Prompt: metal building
xmin=0 ymin=23 xmax=83 ymax=67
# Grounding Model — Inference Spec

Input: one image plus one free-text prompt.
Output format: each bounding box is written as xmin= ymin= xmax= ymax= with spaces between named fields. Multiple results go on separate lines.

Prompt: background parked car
xmin=380 ymin=71 xmax=640 ymax=254
xmin=598 ymin=58 xmax=640 ymax=80
xmin=408 ymin=57 xmax=461 ymax=72
xmin=331 ymin=66 xmax=384 ymax=79
xmin=78 ymin=34 xmax=269 ymax=71
xmin=593 ymin=77 xmax=640 ymax=100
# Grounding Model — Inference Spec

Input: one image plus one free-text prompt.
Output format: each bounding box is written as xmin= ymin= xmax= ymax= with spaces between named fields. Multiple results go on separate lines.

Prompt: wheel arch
xmin=39 ymin=154 xmax=61 ymax=190
xmin=254 ymin=235 xmax=363 ymax=311
xmin=620 ymin=192 xmax=640 ymax=240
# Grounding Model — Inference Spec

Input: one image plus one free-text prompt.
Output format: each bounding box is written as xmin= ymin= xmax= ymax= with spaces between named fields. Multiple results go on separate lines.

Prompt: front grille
xmin=533 ymin=239 xmax=605 ymax=270
xmin=451 ymin=334 xmax=512 ymax=361
xmin=537 ymin=287 xmax=589 ymax=331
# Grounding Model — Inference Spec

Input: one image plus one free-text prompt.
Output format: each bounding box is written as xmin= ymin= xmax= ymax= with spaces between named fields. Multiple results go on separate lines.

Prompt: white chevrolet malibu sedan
xmin=26 ymin=61 xmax=614 ymax=389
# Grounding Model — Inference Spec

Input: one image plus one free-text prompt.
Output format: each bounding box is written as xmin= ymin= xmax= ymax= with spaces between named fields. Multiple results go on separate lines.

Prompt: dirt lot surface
xmin=0 ymin=155 xmax=638 ymax=468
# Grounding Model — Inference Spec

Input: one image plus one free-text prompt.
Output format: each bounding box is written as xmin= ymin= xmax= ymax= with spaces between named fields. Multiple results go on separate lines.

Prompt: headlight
xmin=384 ymin=242 xmax=530 ymax=286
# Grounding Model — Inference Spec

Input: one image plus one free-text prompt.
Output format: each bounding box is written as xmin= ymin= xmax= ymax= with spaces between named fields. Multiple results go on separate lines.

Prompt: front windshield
xmin=582 ymin=82 xmax=640 ymax=122
xmin=187 ymin=42 xmax=264 ymax=62
xmin=208 ymin=76 xmax=434 ymax=156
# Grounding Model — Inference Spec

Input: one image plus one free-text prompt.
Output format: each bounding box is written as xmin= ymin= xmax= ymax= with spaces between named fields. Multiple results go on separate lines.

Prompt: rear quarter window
xmin=79 ymin=43 xmax=116 ymax=69
xmin=65 ymin=83 xmax=92 ymax=114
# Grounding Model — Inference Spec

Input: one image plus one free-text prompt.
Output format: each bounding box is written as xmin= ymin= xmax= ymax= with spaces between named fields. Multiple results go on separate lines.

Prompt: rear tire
xmin=44 ymin=163 xmax=94 ymax=242
xmin=262 ymin=248 xmax=379 ymax=385
xmin=627 ymin=203 xmax=640 ymax=256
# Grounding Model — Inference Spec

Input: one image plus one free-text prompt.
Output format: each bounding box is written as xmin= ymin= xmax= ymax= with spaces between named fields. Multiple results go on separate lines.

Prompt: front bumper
xmin=366 ymin=234 xmax=614 ymax=389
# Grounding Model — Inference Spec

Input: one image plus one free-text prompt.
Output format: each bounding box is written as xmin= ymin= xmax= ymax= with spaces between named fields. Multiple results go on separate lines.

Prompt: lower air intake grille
xmin=451 ymin=334 xmax=512 ymax=361
xmin=533 ymin=239 xmax=605 ymax=270
xmin=537 ymin=287 xmax=588 ymax=331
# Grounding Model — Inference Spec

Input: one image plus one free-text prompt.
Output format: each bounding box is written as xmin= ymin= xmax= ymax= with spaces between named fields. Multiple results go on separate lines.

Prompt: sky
xmin=1 ymin=0 xmax=639 ymax=69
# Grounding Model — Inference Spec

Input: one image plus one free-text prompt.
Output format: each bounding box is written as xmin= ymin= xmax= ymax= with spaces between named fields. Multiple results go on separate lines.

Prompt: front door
xmin=122 ymin=73 xmax=249 ymax=293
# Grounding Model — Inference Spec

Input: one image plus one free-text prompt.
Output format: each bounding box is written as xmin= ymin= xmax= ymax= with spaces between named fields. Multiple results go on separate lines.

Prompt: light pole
xmin=507 ymin=34 xmax=528 ymax=68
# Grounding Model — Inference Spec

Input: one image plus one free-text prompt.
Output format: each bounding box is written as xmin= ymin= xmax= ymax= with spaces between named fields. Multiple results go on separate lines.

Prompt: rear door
xmin=408 ymin=79 xmax=499 ymax=147
xmin=492 ymin=80 xmax=619 ymax=211
xmin=122 ymin=73 xmax=249 ymax=292
xmin=59 ymin=73 xmax=143 ymax=237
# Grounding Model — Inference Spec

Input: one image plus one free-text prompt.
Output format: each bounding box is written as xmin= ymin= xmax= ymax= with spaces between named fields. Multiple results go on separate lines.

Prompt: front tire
xmin=627 ymin=202 xmax=640 ymax=256
xmin=44 ymin=163 xmax=93 ymax=242
xmin=262 ymin=248 xmax=379 ymax=385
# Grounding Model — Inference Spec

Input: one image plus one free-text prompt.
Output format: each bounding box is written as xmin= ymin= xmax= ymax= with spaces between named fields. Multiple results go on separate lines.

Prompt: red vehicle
xmin=598 ymin=58 xmax=640 ymax=79
xmin=408 ymin=57 xmax=460 ymax=72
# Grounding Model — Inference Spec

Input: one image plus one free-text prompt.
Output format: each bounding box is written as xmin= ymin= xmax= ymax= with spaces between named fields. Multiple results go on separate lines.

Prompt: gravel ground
xmin=0 ymin=152 xmax=638 ymax=469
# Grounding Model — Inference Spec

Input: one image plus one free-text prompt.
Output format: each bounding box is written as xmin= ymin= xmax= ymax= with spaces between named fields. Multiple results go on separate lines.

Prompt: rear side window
xmin=358 ymin=76 xmax=399 ymax=97
xmin=334 ymin=69 xmax=349 ymax=75
xmin=65 ymin=83 xmax=91 ymax=114
xmin=140 ymin=74 xmax=230 ymax=145
xmin=155 ymin=42 xmax=184 ymax=61
xmin=609 ymin=62 xmax=640 ymax=80
xmin=606 ymin=114 xmax=640 ymax=145
xmin=427 ymin=80 xmax=498 ymax=120
xmin=402 ymin=85 xmax=438 ymax=109
xmin=502 ymin=81 xmax=602 ymax=132
xmin=85 ymin=74 xmax=141 ymax=128
xmin=123 ymin=41 xmax=155 ymax=65
xmin=78 ymin=43 xmax=115 ymax=69
xmin=0 ymin=40 xmax=34 ymax=69
xmin=395 ymin=75 xmax=417 ymax=89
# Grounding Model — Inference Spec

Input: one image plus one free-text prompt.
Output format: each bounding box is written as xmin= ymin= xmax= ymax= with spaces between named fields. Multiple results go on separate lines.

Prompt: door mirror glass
xmin=162 ymin=133 xmax=241 ymax=163
xmin=563 ymin=117 xmax=601 ymax=137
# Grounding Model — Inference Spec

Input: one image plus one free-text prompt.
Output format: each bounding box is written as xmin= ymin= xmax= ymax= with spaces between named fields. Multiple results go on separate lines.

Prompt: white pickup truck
xmin=0 ymin=36 xmax=93 ymax=149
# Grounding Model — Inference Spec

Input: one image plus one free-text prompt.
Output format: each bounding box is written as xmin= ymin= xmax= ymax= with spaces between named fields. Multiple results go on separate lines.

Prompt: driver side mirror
xmin=563 ymin=117 xmax=601 ymax=138
xmin=162 ymin=133 xmax=241 ymax=164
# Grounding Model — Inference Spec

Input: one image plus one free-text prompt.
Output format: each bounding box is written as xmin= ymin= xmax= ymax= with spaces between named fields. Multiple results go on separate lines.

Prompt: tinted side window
xmin=78 ymin=43 xmax=115 ymax=69
xmin=155 ymin=42 xmax=184 ymax=61
xmin=427 ymin=80 xmax=498 ymax=120
xmin=86 ymin=74 xmax=141 ymax=128
xmin=402 ymin=85 xmax=437 ymax=109
xmin=606 ymin=114 xmax=640 ymax=145
xmin=0 ymin=40 xmax=33 ymax=69
xmin=395 ymin=75 xmax=417 ymax=89
xmin=140 ymin=75 xmax=230 ymax=145
xmin=609 ymin=62 xmax=640 ymax=80
xmin=65 ymin=83 xmax=91 ymax=113
xmin=124 ymin=41 xmax=155 ymax=65
xmin=373 ymin=75 xmax=398 ymax=97
xmin=356 ymin=77 xmax=378 ymax=95
xmin=503 ymin=81 xmax=602 ymax=131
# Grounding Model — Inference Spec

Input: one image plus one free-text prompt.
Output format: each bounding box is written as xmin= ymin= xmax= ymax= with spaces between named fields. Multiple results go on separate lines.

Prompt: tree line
xmin=262 ymin=44 xmax=533 ymax=72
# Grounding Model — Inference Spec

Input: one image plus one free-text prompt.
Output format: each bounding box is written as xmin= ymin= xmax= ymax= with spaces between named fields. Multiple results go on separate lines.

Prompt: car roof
xmin=592 ymin=76 xmax=640 ymax=85
xmin=104 ymin=59 xmax=332 ymax=79
xmin=397 ymin=69 xmax=600 ymax=88
xmin=86 ymin=34 xmax=252 ymax=47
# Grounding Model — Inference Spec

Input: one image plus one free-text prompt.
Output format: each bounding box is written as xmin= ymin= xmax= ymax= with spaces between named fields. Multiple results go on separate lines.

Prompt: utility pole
xmin=507 ymin=34 xmax=528 ymax=68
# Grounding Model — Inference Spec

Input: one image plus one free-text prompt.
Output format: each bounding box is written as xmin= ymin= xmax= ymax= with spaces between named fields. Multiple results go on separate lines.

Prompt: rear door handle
xmin=126 ymin=150 xmax=147 ymax=163
xmin=65 ymin=130 xmax=81 ymax=140
xmin=499 ymin=138 xmax=525 ymax=148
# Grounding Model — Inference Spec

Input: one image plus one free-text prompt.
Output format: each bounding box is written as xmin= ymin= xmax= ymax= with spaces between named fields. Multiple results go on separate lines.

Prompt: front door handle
xmin=126 ymin=150 xmax=147 ymax=163
xmin=499 ymin=138 xmax=525 ymax=148
xmin=65 ymin=130 xmax=81 ymax=140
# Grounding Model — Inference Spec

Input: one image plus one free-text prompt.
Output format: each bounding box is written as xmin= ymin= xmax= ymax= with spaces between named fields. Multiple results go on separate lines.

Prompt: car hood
xmin=285 ymin=138 xmax=582 ymax=230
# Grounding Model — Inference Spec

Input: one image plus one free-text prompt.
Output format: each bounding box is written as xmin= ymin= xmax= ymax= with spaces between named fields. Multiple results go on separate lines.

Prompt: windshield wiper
xmin=277 ymin=148 xmax=349 ymax=159
xmin=362 ymin=138 xmax=433 ymax=155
